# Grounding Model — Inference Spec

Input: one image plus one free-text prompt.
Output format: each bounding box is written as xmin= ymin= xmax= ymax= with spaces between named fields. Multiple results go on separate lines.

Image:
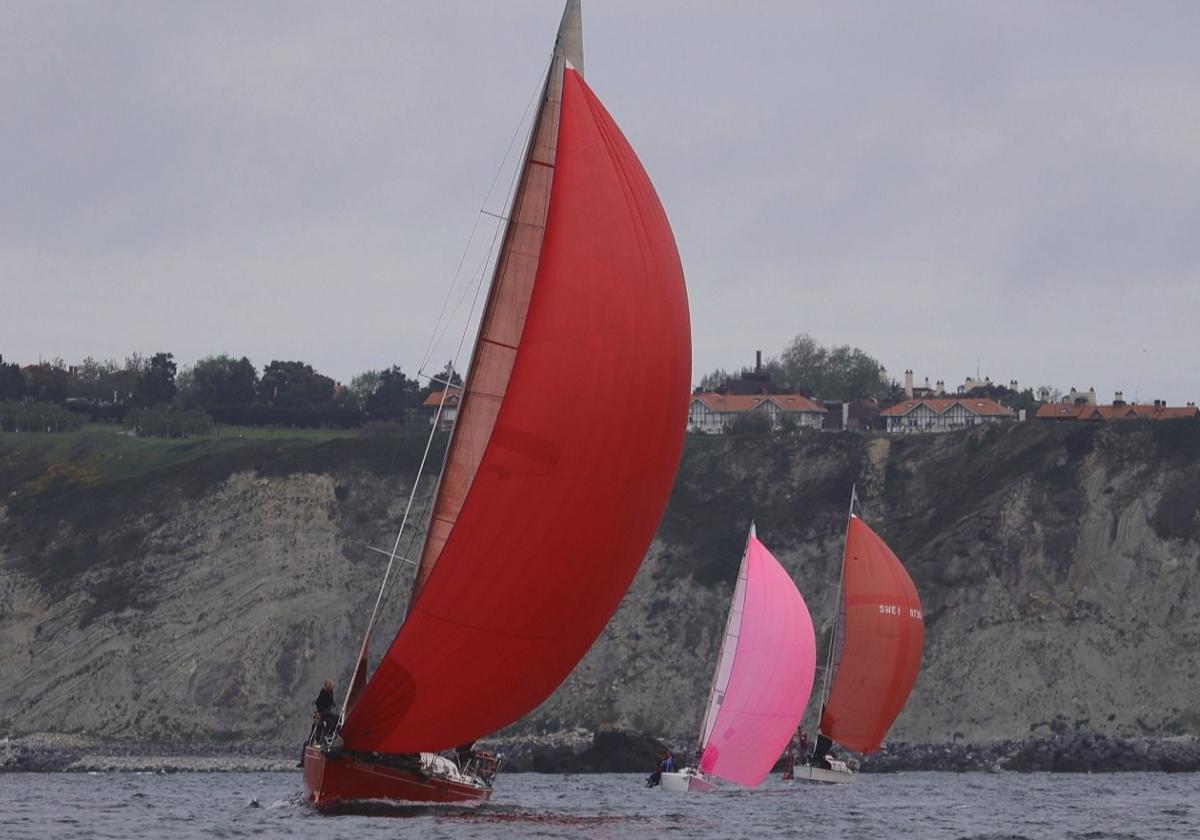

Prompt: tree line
xmin=697 ymin=334 xmax=899 ymax=402
xmin=698 ymin=333 xmax=1043 ymax=411
xmin=0 ymin=351 xmax=462 ymax=436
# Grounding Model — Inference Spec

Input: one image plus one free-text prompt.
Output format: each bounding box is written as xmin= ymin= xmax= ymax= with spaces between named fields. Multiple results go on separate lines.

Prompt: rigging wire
xmin=414 ymin=60 xmax=548 ymax=382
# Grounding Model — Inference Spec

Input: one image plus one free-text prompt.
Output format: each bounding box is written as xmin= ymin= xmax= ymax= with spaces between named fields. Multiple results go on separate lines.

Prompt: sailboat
xmin=301 ymin=0 xmax=691 ymax=809
xmin=791 ymin=490 xmax=924 ymax=783
xmin=659 ymin=525 xmax=817 ymax=793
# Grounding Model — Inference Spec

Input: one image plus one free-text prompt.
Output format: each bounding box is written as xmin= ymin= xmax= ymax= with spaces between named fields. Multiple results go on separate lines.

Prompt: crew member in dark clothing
xmin=299 ymin=679 xmax=339 ymax=767
xmin=315 ymin=679 xmax=338 ymax=740
xmin=645 ymin=751 xmax=674 ymax=787
xmin=643 ymin=753 xmax=672 ymax=787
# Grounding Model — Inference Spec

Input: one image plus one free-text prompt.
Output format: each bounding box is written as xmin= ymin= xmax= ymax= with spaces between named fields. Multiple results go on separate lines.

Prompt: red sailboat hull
xmin=302 ymin=746 xmax=492 ymax=810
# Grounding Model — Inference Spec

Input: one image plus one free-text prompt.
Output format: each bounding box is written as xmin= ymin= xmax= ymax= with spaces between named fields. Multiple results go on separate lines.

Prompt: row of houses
xmin=1036 ymin=394 xmax=1199 ymax=422
xmin=425 ymin=386 xmax=1196 ymax=437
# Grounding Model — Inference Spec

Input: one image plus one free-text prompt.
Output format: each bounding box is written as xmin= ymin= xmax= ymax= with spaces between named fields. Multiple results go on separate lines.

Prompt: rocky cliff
xmin=2 ymin=420 xmax=1198 ymax=754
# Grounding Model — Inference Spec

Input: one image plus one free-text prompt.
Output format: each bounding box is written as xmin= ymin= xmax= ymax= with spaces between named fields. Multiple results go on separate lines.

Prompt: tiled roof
xmin=690 ymin=392 xmax=827 ymax=414
xmin=880 ymin=398 xmax=1016 ymax=418
xmin=1036 ymin=402 xmax=1199 ymax=421
xmin=423 ymin=386 xmax=463 ymax=407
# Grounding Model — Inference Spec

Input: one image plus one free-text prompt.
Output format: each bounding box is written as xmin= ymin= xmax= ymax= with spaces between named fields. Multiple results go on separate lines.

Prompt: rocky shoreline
xmin=5 ymin=730 xmax=1200 ymax=774
xmin=863 ymin=734 xmax=1200 ymax=773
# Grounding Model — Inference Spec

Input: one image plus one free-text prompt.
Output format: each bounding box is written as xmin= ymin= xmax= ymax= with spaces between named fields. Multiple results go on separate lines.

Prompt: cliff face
xmin=2 ymin=420 xmax=1198 ymax=749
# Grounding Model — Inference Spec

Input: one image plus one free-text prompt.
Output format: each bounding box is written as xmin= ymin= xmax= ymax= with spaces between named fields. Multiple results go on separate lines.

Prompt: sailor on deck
xmin=314 ymin=680 xmax=339 ymax=741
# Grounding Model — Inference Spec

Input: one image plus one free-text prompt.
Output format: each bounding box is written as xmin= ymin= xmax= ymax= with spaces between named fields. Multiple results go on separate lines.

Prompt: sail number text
xmin=879 ymin=604 xmax=923 ymax=619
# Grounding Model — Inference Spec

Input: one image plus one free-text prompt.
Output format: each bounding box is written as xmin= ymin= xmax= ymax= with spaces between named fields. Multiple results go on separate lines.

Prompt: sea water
xmin=0 ymin=771 xmax=1196 ymax=839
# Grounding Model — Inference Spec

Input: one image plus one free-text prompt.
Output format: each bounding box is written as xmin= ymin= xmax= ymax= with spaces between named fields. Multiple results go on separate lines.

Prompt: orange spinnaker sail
xmin=818 ymin=516 xmax=923 ymax=753
xmin=340 ymin=66 xmax=691 ymax=753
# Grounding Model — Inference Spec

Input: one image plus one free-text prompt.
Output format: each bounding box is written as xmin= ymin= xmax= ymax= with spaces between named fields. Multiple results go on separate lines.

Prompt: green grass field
xmin=0 ymin=422 xmax=423 ymax=495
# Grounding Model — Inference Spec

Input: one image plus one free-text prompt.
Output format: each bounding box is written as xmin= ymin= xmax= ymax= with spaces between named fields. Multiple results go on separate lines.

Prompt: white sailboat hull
xmin=786 ymin=759 xmax=856 ymax=784
xmin=659 ymin=768 xmax=718 ymax=793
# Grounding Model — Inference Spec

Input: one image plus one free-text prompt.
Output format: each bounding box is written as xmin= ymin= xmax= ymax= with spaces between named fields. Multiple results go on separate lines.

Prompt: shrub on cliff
xmin=125 ymin=406 xmax=214 ymax=438
xmin=0 ymin=400 xmax=83 ymax=433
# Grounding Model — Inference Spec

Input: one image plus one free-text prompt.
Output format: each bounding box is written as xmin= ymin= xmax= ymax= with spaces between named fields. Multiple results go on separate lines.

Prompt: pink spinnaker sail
xmin=698 ymin=535 xmax=817 ymax=787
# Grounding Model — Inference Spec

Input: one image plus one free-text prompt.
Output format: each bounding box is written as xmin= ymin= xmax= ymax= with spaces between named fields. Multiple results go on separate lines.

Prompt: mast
xmin=815 ymin=486 xmax=857 ymax=726
xmin=696 ymin=522 xmax=755 ymax=757
xmin=407 ymin=0 xmax=583 ymax=607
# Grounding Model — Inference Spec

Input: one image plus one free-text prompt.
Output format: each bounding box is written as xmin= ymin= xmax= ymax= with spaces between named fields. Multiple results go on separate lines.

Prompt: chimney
xmin=1114 ymin=390 xmax=1124 ymax=407
xmin=1088 ymin=387 xmax=1096 ymax=405
xmin=755 ymin=350 xmax=762 ymax=373
xmin=936 ymin=379 xmax=945 ymax=395
xmin=1010 ymin=380 xmax=1019 ymax=391
xmin=904 ymin=370 xmax=914 ymax=399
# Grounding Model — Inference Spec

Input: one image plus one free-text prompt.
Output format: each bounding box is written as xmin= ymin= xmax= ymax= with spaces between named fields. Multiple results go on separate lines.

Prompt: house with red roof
xmin=423 ymin=386 xmax=462 ymax=432
xmin=1036 ymin=393 xmax=1199 ymax=422
xmin=879 ymin=397 xmax=1017 ymax=433
xmin=688 ymin=392 xmax=827 ymax=434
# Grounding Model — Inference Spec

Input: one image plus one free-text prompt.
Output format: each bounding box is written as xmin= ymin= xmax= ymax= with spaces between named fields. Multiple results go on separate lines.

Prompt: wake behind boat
xmin=300 ymin=0 xmax=691 ymax=811
xmin=790 ymin=490 xmax=924 ymax=784
xmin=658 ymin=525 xmax=816 ymax=793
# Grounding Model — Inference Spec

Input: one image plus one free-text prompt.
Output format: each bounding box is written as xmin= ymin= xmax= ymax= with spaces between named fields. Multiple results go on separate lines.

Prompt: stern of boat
xmin=658 ymin=768 xmax=717 ymax=793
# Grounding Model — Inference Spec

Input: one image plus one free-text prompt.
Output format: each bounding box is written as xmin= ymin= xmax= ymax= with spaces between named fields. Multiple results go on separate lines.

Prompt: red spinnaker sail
xmin=340 ymin=67 xmax=691 ymax=753
xmin=819 ymin=516 xmax=923 ymax=754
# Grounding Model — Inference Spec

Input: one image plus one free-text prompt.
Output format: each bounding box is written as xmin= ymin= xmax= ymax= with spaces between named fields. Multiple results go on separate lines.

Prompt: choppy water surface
xmin=2 ymin=771 xmax=1196 ymax=839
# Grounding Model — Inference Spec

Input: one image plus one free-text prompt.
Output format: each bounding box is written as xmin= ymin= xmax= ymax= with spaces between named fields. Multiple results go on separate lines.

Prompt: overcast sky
xmin=3 ymin=1 xmax=1198 ymax=403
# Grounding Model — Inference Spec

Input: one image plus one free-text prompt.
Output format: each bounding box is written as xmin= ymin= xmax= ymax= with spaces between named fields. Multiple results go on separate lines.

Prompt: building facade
xmin=880 ymin=398 xmax=1017 ymax=433
xmin=688 ymin=392 xmax=826 ymax=434
xmin=423 ymin=386 xmax=461 ymax=432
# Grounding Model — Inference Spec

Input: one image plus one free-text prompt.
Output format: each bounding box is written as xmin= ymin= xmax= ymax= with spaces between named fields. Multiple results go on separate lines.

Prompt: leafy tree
xmin=136 ymin=352 xmax=177 ymax=406
xmin=365 ymin=366 xmax=418 ymax=417
xmin=67 ymin=357 xmax=119 ymax=402
xmin=259 ymin=360 xmax=335 ymax=410
xmin=0 ymin=354 xmax=25 ymax=401
xmin=124 ymin=353 xmax=149 ymax=374
xmin=775 ymin=333 xmax=887 ymax=401
xmin=698 ymin=368 xmax=733 ymax=391
xmin=22 ymin=362 xmax=70 ymax=403
xmin=350 ymin=370 xmax=381 ymax=406
xmin=184 ymin=355 xmax=259 ymax=407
